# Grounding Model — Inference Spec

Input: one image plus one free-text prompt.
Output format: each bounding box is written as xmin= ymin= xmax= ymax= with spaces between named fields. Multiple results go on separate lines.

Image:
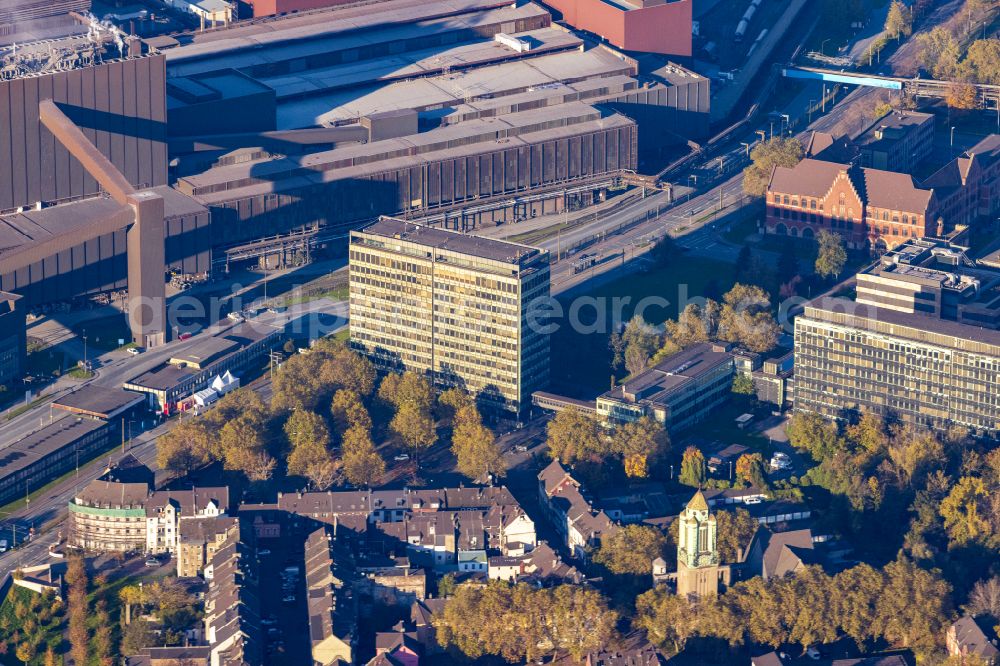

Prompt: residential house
xmin=304 ymin=526 xmax=358 ymax=666
xmin=947 ymin=616 xmax=999 ymax=664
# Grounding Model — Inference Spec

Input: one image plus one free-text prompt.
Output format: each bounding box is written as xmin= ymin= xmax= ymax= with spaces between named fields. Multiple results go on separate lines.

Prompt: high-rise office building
xmin=794 ymin=239 xmax=1000 ymax=435
xmin=349 ymin=217 xmax=550 ymax=415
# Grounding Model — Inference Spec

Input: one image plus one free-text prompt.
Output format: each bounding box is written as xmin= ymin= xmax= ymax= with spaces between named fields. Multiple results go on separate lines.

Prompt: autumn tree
xmin=341 ymin=425 xmax=385 ymax=487
xmin=434 ymin=582 xmax=617 ymax=663
xmin=437 ymin=387 xmax=474 ymax=419
xmin=886 ymin=425 xmax=945 ymax=487
xmin=635 ymin=590 xmax=698 ymax=653
xmin=948 ymin=82 xmax=978 ymax=110
xmin=270 ymin=351 xmax=328 ymax=411
xmin=966 ymin=38 xmax=1000 ymax=85
xmin=545 ymin=407 xmax=606 ymax=464
xmin=156 ymin=420 xmax=213 ymax=475
xmin=815 ymin=230 xmax=847 ymax=279
xmin=884 ymin=0 xmax=913 ymax=40
xmin=679 ymin=446 xmax=707 ymax=487
xmin=620 ymin=315 xmax=660 ymax=376
xmin=66 ymin=555 xmax=89 ymax=666
xmin=716 ymin=508 xmax=760 ymax=563
xmin=787 ymin=411 xmax=843 ymax=462
xmin=940 ymin=476 xmax=992 ymax=545
xmin=391 ymin=403 xmax=436 ymax=457
xmin=847 ymin=412 xmax=888 ymax=454
xmin=916 ymin=28 xmax=963 ymax=79
xmin=718 ymin=284 xmax=781 ymax=353
xmin=451 ymin=405 xmax=506 ymax=481
xmin=732 ymin=373 xmax=755 ymax=395
xmin=735 ymin=452 xmax=768 ymax=489
xmin=613 ymin=416 xmax=668 ymax=478
xmin=743 ymin=136 xmax=804 ymax=197
xmin=379 ymin=370 xmax=434 ymax=413
xmin=876 ymin=558 xmax=953 ymax=652
xmin=594 ymin=524 xmax=667 ymax=575
xmin=966 ymin=576 xmax=1000 ymax=619
xmin=331 ymin=389 xmax=372 ymax=435
xmin=315 ymin=339 xmax=377 ymax=397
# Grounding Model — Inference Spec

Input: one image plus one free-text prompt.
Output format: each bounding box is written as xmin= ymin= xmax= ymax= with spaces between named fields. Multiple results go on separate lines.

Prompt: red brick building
xmin=765 ymin=159 xmax=939 ymax=251
xmin=540 ymin=0 xmax=692 ymax=57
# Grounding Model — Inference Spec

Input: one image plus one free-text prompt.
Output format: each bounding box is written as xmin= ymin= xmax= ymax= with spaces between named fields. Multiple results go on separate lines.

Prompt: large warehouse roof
xmin=280 ymin=46 xmax=634 ymax=129
xmin=162 ymin=0 xmax=519 ymax=64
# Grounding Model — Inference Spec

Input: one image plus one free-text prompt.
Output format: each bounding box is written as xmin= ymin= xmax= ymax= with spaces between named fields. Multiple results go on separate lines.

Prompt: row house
xmin=537 ymin=460 xmax=618 ymax=559
xmin=765 ymin=158 xmax=939 ymax=251
xmin=923 ymin=134 xmax=1000 ymax=227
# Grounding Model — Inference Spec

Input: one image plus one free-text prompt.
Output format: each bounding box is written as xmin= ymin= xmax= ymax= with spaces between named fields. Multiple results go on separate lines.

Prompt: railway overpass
xmin=782 ymin=66 xmax=1000 ymax=121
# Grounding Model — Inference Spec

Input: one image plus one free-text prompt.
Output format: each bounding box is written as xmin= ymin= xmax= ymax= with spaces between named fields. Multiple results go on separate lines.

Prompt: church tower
xmin=676 ymin=490 xmax=728 ymax=599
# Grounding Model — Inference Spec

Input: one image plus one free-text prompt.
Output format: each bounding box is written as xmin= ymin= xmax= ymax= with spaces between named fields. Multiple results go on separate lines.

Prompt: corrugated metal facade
xmin=207 ymin=121 xmax=638 ymax=247
xmin=0 ymin=54 xmax=168 ymax=213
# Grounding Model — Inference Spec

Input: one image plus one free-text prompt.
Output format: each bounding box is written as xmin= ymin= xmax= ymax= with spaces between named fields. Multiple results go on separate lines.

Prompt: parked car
xmin=806 ymin=647 xmax=822 ymax=660
xmin=0 ymin=539 xmax=8 ymax=553
xmin=126 ymin=347 xmax=143 ymax=356
xmin=145 ymin=557 xmax=160 ymax=567
xmin=257 ymin=549 xmax=271 ymax=556
xmin=393 ymin=453 xmax=410 ymax=462
xmin=282 ymin=595 xmax=296 ymax=603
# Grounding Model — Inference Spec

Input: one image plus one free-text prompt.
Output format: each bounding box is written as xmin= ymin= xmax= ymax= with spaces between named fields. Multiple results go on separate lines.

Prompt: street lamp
xmin=780 ymin=113 xmax=790 ymax=136
xmin=808 ymin=100 xmax=816 ymax=124
xmin=821 ymin=38 xmax=831 ymax=56
xmin=951 ymin=126 xmax=956 ymax=154
xmin=740 ymin=141 xmax=751 ymax=156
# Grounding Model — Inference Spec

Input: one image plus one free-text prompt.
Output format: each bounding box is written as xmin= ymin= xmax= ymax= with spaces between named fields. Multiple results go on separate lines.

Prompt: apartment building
xmin=795 ymin=240 xmax=1000 ymax=435
xmin=68 ymin=456 xmax=230 ymax=554
xmin=855 ymin=110 xmax=934 ymax=173
xmin=349 ymin=217 xmax=550 ymax=415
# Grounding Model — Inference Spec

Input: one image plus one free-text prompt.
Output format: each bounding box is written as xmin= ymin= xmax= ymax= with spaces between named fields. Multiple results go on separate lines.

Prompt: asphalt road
xmin=0 ymin=298 xmax=347 ymax=577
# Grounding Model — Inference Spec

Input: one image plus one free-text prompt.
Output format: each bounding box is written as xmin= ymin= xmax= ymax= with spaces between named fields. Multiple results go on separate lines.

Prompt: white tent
xmin=211 ymin=371 xmax=239 ymax=396
xmin=193 ymin=388 xmax=219 ymax=407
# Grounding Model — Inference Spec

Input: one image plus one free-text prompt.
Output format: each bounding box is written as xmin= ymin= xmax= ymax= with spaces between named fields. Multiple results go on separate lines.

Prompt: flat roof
xmin=169 ymin=337 xmax=240 ymax=369
xmin=855 ymin=110 xmax=933 ymax=147
xmin=0 ymin=197 xmax=130 ymax=262
xmin=167 ymin=3 xmax=551 ymax=79
xmin=261 ymin=26 xmax=579 ymax=105
xmin=805 ymin=296 xmax=1000 ymax=351
xmin=53 ymin=386 xmax=145 ymax=419
xmin=602 ymin=342 xmax=733 ymax=406
xmin=356 ymin=217 xmax=541 ymax=264
xmin=0 ymin=417 xmax=107 ymax=479
xmin=125 ymin=363 xmax=198 ymax=392
xmin=164 ymin=0 xmax=517 ymax=63
xmin=282 ymin=47 xmax=633 ymax=128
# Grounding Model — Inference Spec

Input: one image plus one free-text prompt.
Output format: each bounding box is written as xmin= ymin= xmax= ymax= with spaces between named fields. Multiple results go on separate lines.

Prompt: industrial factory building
xmin=539 ymin=0 xmax=693 ymax=57
xmin=159 ymin=0 xmax=706 ymax=245
xmin=0 ymin=34 xmax=168 ymax=215
xmin=0 ymin=0 xmax=707 ymax=380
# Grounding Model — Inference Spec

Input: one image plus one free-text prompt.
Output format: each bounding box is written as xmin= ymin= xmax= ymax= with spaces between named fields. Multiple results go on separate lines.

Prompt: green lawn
xmin=584 ymin=254 xmax=734 ymax=325
xmin=71 ymin=314 xmax=131 ymax=352
xmin=550 ymin=254 xmax=735 ymax=395
xmin=282 ymin=285 xmax=348 ymax=306
xmin=0 ymin=585 xmax=65 ymax=664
